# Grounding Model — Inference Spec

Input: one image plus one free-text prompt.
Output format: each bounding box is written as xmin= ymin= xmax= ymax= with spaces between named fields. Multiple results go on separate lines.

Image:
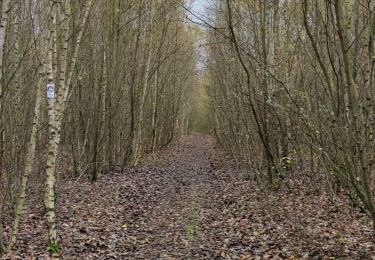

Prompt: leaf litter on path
xmin=2 ymin=134 xmax=375 ymax=259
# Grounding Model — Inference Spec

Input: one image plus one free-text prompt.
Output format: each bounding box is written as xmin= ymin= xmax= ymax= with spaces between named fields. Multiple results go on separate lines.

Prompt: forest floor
xmin=2 ymin=134 xmax=375 ymax=259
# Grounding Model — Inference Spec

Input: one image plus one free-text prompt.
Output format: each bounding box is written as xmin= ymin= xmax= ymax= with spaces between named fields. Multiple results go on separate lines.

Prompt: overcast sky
xmin=186 ymin=0 xmax=210 ymax=74
xmin=191 ymin=0 xmax=205 ymax=14
xmin=189 ymin=0 xmax=209 ymax=24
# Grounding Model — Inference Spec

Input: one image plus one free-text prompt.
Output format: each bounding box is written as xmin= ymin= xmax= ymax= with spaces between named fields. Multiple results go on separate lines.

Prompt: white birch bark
xmin=44 ymin=0 xmax=58 ymax=244
xmin=44 ymin=0 xmax=93 ymax=245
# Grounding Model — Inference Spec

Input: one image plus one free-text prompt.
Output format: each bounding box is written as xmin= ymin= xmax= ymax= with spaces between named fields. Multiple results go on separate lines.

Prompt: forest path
xmin=113 ymin=133 xmax=225 ymax=258
xmin=5 ymin=134 xmax=374 ymax=259
xmin=59 ymin=133 xmax=249 ymax=259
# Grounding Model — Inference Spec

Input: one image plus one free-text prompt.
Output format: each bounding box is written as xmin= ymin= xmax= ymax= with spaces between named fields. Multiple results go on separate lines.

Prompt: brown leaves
xmin=3 ymin=134 xmax=375 ymax=259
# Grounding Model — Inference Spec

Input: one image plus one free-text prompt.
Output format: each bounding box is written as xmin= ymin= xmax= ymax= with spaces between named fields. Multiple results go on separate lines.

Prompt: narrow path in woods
xmin=113 ymin=133 xmax=223 ymax=258
xmin=6 ymin=134 xmax=374 ymax=259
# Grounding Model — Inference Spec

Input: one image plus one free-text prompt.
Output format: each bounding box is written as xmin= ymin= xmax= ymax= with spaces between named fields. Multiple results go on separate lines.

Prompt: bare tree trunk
xmin=152 ymin=68 xmax=158 ymax=154
xmin=44 ymin=0 xmax=58 ymax=246
xmin=100 ymin=52 xmax=108 ymax=174
xmin=9 ymin=57 xmax=46 ymax=250
xmin=44 ymin=0 xmax=92 ymax=246
xmin=0 ymin=0 xmax=11 ymax=254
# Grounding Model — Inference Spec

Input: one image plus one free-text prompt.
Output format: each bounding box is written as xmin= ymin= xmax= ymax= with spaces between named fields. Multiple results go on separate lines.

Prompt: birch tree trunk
xmin=44 ymin=0 xmax=58 ymax=246
xmin=0 ymin=0 xmax=11 ymax=254
xmin=44 ymin=0 xmax=93 ymax=246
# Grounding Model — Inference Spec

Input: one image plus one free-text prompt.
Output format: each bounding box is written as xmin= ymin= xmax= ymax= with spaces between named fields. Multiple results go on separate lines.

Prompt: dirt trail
xmin=4 ymin=134 xmax=375 ymax=259
xmin=114 ymin=134 xmax=222 ymax=259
